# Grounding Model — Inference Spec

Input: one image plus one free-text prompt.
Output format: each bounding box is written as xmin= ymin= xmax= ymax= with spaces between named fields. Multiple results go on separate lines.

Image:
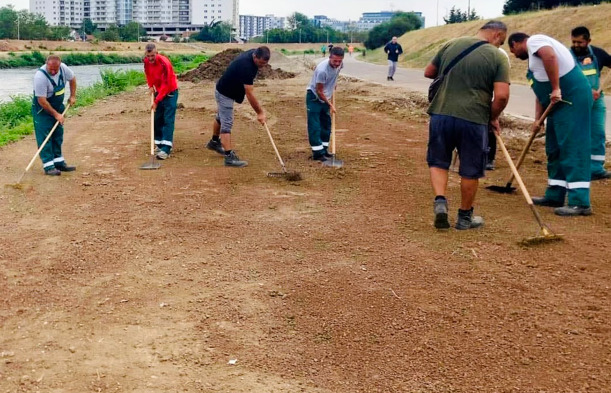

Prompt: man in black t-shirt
xmin=206 ymin=46 xmax=270 ymax=167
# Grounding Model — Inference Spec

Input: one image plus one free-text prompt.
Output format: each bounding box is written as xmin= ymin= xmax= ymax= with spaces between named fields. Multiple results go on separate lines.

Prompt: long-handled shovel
xmin=139 ymin=93 xmax=161 ymax=170
xmin=7 ymin=104 xmax=71 ymax=189
xmin=497 ymin=133 xmax=563 ymax=246
xmin=263 ymin=122 xmax=302 ymax=181
xmin=323 ymin=93 xmax=344 ymax=169
xmin=487 ymin=102 xmax=555 ymax=194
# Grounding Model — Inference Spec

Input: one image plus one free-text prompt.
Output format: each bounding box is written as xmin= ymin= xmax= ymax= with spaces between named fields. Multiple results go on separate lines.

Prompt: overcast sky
xmin=0 ymin=0 xmax=506 ymax=28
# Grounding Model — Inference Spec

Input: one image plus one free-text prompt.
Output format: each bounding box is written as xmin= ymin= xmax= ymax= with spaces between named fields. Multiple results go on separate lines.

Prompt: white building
xmin=239 ymin=14 xmax=286 ymax=40
xmin=30 ymin=0 xmax=239 ymax=36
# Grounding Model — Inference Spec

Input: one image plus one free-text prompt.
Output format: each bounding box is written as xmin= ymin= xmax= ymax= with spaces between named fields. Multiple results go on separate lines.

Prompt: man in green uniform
xmin=32 ymin=55 xmax=77 ymax=176
xmin=509 ymin=33 xmax=593 ymax=216
xmin=570 ymin=26 xmax=611 ymax=180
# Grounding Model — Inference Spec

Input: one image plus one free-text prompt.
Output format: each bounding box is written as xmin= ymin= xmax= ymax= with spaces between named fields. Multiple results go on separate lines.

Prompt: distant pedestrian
xmin=570 ymin=25 xmax=611 ymax=180
xmin=205 ymin=46 xmax=270 ymax=167
xmin=321 ymin=44 xmax=327 ymax=57
xmin=143 ymin=43 xmax=179 ymax=160
xmin=328 ymin=43 xmax=333 ymax=54
xmin=306 ymin=46 xmax=344 ymax=161
xmin=384 ymin=36 xmax=403 ymax=81
xmin=424 ymin=21 xmax=510 ymax=230
xmin=348 ymin=45 xmax=354 ymax=56
xmin=32 ymin=55 xmax=77 ymax=176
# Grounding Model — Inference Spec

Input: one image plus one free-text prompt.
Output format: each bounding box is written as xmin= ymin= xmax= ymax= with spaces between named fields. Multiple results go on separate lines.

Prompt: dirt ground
xmin=1 ymin=54 xmax=610 ymax=393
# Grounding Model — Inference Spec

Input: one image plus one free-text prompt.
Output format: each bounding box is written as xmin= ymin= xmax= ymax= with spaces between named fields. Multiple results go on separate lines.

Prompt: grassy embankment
xmin=0 ymin=54 xmax=208 ymax=146
xmin=365 ymin=3 xmax=611 ymax=88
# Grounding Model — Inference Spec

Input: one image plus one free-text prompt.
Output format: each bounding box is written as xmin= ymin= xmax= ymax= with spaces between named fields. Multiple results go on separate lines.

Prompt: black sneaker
xmin=554 ymin=206 xmax=592 ymax=216
xmin=389 ymin=76 xmax=394 ymax=81
xmin=591 ymin=171 xmax=611 ymax=180
xmin=433 ymin=199 xmax=450 ymax=229
xmin=312 ymin=153 xmax=328 ymax=162
xmin=55 ymin=162 xmax=76 ymax=172
xmin=455 ymin=208 xmax=484 ymax=230
xmin=532 ymin=196 xmax=564 ymax=207
xmin=206 ymin=139 xmax=225 ymax=155
xmin=44 ymin=167 xmax=61 ymax=176
xmin=224 ymin=151 xmax=248 ymax=167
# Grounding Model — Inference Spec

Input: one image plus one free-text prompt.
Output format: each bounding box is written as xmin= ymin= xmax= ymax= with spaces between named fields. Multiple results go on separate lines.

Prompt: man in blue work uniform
xmin=570 ymin=26 xmax=611 ymax=180
xmin=32 ymin=55 xmax=77 ymax=176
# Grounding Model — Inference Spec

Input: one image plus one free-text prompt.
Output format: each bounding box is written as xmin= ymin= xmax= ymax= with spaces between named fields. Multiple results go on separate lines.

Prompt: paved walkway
xmin=337 ymin=55 xmax=611 ymax=139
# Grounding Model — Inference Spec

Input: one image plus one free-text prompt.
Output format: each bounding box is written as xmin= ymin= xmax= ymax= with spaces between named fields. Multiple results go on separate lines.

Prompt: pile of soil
xmin=179 ymin=48 xmax=295 ymax=83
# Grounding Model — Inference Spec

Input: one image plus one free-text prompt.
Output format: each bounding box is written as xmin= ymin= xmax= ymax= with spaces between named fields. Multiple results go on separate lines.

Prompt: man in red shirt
xmin=143 ymin=43 xmax=179 ymax=160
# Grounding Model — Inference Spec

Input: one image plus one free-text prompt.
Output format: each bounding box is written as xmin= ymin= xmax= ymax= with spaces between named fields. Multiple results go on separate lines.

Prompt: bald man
xmin=384 ymin=36 xmax=403 ymax=81
xmin=32 ymin=55 xmax=77 ymax=176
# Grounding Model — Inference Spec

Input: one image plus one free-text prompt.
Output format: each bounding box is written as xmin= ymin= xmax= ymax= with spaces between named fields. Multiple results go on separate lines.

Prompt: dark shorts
xmin=427 ymin=114 xmax=489 ymax=179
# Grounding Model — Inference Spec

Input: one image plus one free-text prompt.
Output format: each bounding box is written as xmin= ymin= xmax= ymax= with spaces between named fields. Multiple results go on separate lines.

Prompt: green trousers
xmin=32 ymin=103 xmax=65 ymax=169
xmin=590 ymin=93 xmax=606 ymax=176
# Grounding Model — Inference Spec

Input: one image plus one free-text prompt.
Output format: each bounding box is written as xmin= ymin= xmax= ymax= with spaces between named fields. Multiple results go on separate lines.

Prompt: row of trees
xmin=249 ymin=12 xmax=367 ymax=44
xmin=444 ymin=7 xmax=480 ymax=24
xmin=503 ymin=0 xmax=604 ymax=14
xmin=364 ymin=12 xmax=423 ymax=49
xmin=0 ymin=7 xmax=71 ymax=40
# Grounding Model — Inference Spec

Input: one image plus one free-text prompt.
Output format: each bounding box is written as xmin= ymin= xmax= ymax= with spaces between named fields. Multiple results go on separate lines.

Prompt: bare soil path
xmin=1 ymin=57 xmax=610 ymax=392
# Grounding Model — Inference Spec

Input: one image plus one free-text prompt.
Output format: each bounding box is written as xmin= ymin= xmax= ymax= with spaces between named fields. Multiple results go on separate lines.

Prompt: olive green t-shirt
xmin=427 ymin=37 xmax=510 ymax=125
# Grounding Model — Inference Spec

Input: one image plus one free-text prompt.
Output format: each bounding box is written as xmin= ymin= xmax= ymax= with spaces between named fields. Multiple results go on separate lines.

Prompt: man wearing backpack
xmin=424 ymin=21 xmax=510 ymax=230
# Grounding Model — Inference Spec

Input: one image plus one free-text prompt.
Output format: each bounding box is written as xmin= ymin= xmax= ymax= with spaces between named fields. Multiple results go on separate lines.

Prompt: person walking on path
xmin=570 ymin=26 xmax=611 ymax=180
xmin=424 ymin=21 xmax=510 ymax=230
xmin=348 ymin=45 xmax=354 ymax=57
xmin=509 ymin=32 xmax=593 ymax=216
xmin=205 ymin=46 xmax=270 ymax=167
xmin=384 ymin=37 xmax=403 ymax=81
xmin=321 ymin=44 xmax=327 ymax=57
xmin=143 ymin=43 xmax=179 ymax=160
xmin=32 ymin=55 xmax=77 ymax=176
xmin=306 ymin=46 xmax=345 ymax=162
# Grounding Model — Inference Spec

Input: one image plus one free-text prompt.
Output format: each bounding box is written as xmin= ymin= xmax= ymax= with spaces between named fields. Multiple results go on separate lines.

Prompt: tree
xmin=503 ymin=0 xmax=602 ymax=14
xmin=443 ymin=6 xmax=480 ymax=24
xmin=119 ymin=21 xmax=144 ymax=42
xmin=364 ymin=12 xmax=423 ymax=50
xmin=100 ymin=24 xmax=120 ymax=41
xmin=47 ymin=26 xmax=71 ymax=41
xmin=81 ymin=18 xmax=97 ymax=35
xmin=194 ymin=21 xmax=232 ymax=43
xmin=287 ymin=12 xmax=311 ymax=30
xmin=0 ymin=6 xmax=17 ymax=39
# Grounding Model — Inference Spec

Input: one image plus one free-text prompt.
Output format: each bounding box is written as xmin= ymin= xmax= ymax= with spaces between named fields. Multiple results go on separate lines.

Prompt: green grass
xmin=0 ymin=51 xmax=208 ymax=69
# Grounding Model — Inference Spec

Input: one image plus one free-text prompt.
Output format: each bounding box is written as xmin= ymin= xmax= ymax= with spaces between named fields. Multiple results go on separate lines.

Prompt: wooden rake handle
xmin=263 ymin=122 xmax=287 ymax=172
xmin=497 ymin=132 xmax=548 ymax=229
xmin=25 ymin=104 xmax=71 ymax=173
xmin=331 ymin=94 xmax=336 ymax=155
xmin=506 ymin=102 xmax=555 ymax=184
xmin=150 ymin=93 xmax=155 ymax=155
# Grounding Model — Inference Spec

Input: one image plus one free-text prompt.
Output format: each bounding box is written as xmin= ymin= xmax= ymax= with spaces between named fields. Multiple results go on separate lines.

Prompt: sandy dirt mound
xmin=179 ymin=49 xmax=296 ymax=83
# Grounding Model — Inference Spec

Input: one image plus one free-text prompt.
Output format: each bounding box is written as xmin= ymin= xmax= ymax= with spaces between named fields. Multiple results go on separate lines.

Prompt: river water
xmin=0 ymin=63 xmax=144 ymax=103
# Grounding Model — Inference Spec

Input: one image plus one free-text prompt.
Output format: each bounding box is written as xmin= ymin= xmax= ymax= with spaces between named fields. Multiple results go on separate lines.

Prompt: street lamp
xmin=299 ymin=28 xmax=301 ymax=44
xmin=17 ymin=13 xmax=20 ymax=40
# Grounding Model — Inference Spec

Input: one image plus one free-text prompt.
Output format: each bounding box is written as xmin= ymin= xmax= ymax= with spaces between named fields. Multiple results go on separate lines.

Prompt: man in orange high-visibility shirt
xmin=143 ymin=43 xmax=179 ymax=160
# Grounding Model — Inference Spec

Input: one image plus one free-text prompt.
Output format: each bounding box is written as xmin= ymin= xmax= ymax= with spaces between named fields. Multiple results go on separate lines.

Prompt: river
xmin=0 ymin=63 xmax=144 ymax=103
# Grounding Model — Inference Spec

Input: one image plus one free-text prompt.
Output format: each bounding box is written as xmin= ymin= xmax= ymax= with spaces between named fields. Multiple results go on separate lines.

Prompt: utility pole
xmin=468 ymin=0 xmax=471 ymax=20
xmin=299 ymin=28 xmax=301 ymax=44
xmin=17 ymin=13 xmax=20 ymax=40
xmin=436 ymin=0 xmax=439 ymax=26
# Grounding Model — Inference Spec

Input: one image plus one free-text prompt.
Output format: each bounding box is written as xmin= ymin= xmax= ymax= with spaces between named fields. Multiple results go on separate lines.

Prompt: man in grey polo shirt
xmin=306 ymin=46 xmax=344 ymax=162
xmin=32 ymin=55 xmax=77 ymax=176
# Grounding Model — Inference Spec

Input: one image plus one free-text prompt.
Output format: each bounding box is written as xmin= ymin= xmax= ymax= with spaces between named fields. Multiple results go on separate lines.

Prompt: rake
xmin=263 ymin=122 xmax=302 ymax=181
xmin=487 ymin=103 xmax=555 ymax=194
xmin=497 ymin=133 xmax=563 ymax=246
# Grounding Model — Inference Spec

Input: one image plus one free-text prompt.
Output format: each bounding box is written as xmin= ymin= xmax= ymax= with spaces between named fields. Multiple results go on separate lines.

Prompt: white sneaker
xmin=156 ymin=150 xmax=169 ymax=160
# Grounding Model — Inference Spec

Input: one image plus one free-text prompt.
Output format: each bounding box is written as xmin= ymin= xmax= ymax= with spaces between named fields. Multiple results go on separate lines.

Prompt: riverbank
xmin=0 ymin=51 xmax=207 ymax=69
xmin=0 ymin=55 xmax=207 ymax=146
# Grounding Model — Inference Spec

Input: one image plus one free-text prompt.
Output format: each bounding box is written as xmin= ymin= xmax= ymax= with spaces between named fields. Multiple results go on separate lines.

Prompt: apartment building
xmin=30 ymin=0 xmax=239 ymax=36
xmin=239 ymin=14 xmax=285 ymax=40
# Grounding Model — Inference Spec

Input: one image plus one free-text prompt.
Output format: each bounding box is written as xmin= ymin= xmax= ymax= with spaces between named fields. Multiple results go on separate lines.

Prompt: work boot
xmin=554 ymin=206 xmax=592 ymax=216
xmin=486 ymin=160 xmax=495 ymax=171
xmin=389 ymin=76 xmax=394 ymax=81
xmin=224 ymin=151 xmax=248 ymax=167
xmin=156 ymin=150 xmax=169 ymax=160
xmin=55 ymin=162 xmax=76 ymax=172
xmin=44 ymin=167 xmax=61 ymax=176
xmin=312 ymin=152 xmax=328 ymax=162
xmin=591 ymin=171 xmax=611 ymax=181
xmin=206 ymin=139 xmax=225 ymax=155
xmin=433 ymin=198 xmax=450 ymax=229
xmin=455 ymin=208 xmax=484 ymax=230
xmin=531 ymin=196 xmax=563 ymax=207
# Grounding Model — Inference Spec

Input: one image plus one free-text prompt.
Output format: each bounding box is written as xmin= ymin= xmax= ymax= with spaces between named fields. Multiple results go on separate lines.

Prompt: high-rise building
xmin=30 ymin=0 xmax=240 ymax=37
xmin=357 ymin=11 xmax=425 ymax=31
